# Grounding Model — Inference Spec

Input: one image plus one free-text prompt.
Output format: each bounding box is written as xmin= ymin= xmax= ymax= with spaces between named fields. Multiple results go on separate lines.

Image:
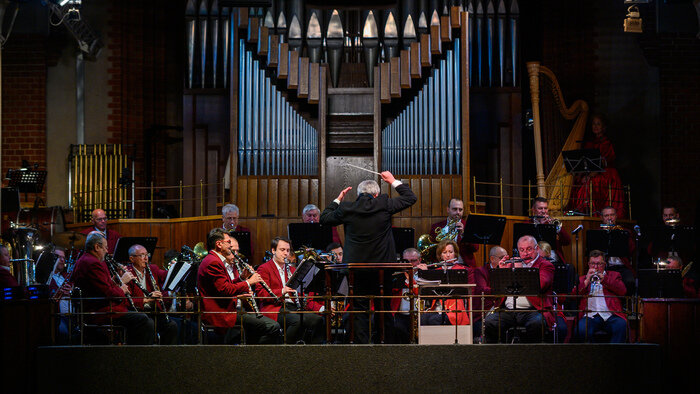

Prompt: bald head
xmin=488 ymin=246 xmax=507 ymax=268
xmin=91 ymin=209 xmax=108 ymax=231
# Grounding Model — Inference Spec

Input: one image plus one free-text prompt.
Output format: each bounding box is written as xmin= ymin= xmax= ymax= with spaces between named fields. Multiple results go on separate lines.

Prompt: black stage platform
xmin=35 ymin=344 xmax=661 ymax=393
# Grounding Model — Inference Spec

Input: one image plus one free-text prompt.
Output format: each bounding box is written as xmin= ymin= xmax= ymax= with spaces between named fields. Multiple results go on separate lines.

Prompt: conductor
xmin=320 ymin=170 xmax=417 ymax=343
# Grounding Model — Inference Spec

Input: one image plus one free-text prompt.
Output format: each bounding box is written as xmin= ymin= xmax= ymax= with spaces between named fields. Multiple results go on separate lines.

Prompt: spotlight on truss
xmin=47 ymin=0 xmax=102 ymax=59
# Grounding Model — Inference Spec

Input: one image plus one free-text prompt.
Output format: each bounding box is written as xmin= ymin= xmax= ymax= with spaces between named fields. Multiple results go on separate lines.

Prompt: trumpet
xmin=590 ymin=271 xmax=604 ymax=284
xmin=600 ymin=223 xmax=624 ymax=231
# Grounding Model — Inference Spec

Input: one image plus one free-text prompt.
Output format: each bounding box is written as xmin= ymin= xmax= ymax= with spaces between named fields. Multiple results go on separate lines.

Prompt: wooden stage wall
xmin=68 ymin=214 xmax=615 ymax=276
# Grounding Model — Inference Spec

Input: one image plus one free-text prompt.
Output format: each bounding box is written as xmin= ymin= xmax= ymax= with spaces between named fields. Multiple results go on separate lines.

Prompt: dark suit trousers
xmin=114 ymin=312 xmax=155 ymax=345
xmin=277 ymin=304 xmax=325 ymax=344
xmin=226 ymin=312 xmax=281 ymax=344
xmin=483 ymin=310 xmax=545 ymax=343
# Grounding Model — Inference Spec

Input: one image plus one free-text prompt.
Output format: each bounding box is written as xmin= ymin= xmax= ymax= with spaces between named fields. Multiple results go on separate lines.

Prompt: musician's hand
xmin=240 ymin=269 xmax=252 ymax=280
xmin=336 ymin=187 xmax=352 ymax=201
xmin=151 ymin=291 xmax=163 ymax=299
xmin=120 ymin=284 xmax=130 ymax=294
xmin=237 ymin=292 xmax=253 ymax=299
xmin=455 ymin=220 xmax=465 ymax=234
xmin=416 ymin=263 xmax=428 ymax=271
xmin=246 ymin=273 xmax=262 ymax=285
xmin=497 ymin=255 xmax=511 ymax=268
xmin=282 ymin=286 xmax=296 ymax=295
xmin=513 ymin=261 xmax=523 ymax=268
xmin=121 ymin=271 xmax=135 ymax=284
xmin=584 ymin=268 xmax=597 ymax=287
xmin=380 ymin=171 xmax=396 ymax=184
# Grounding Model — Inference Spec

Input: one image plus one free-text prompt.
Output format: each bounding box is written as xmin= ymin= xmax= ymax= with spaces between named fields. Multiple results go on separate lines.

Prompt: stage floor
xmin=35 ymin=344 xmax=661 ymax=393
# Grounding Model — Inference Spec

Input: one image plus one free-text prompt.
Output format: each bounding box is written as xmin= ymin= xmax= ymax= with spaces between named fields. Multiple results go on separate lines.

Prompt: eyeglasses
xmin=130 ymin=253 xmax=150 ymax=259
xmin=518 ymin=247 xmax=536 ymax=254
xmin=94 ymin=217 xmax=108 ymax=222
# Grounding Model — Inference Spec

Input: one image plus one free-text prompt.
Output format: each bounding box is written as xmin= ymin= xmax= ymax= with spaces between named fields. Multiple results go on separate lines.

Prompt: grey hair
xmin=517 ymin=235 xmax=538 ymax=248
xmin=357 ymin=180 xmax=380 ymax=196
xmin=128 ymin=244 xmax=145 ymax=256
xmin=302 ymin=204 xmax=320 ymax=215
xmin=402 ymin=248 xmax=420 ymax=257
xmin=222 ymin=204 xmax=239 ymax=216
xmin=85 ymin=231 xmax=106 ymax=251
xmin=489 ymin=246 xmax=507 ymax=258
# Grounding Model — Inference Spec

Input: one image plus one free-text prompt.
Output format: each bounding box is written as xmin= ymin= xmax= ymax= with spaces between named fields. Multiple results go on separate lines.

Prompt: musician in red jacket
xmin=257 ymin=237 xmax=325 ymax=344
xmin=79 ymin=209 xmax=121 ymax=254
xmin=196 ymin=228 xmax=280 ymax=344
xmin=483 ymin=235 xmax=557 ymax=343
xmin=0 ymin=244 xmax=18 ymax=288
xmin=472 ymin=246 xmax=507 ymax=339
xmin=126 ymin=244 xmax=178 ymax=344
xmin=71 ymin=231 xmax=154 ymax=345
xmin=531 ymin=197 xmax=571 ymax=264
xmin=429 ymin=199 xmax=479 ymax=267
xmin=575 ymin=250 xmax=627 ymax=343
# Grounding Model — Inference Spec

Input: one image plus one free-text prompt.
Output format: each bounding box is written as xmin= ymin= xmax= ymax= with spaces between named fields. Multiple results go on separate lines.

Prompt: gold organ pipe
xmin=499 ymin=177 xmax=504 ymax=214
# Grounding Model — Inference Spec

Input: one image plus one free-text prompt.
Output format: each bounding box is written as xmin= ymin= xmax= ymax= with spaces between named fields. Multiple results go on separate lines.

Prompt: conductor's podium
xmin=417 ymin=281 xmax=475 ymax=344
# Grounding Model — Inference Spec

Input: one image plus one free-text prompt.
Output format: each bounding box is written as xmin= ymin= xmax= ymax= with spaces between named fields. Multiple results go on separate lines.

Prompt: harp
xmin=527 ymin=61 xmax=589 ymax=214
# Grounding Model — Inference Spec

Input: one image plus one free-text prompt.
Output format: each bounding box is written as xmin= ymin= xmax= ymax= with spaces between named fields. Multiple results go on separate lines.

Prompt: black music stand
xmin=1 ymin=187 xmax=20 ymax=213
xmin=229 ymin=230 xmax=252 ymax=259
xmin=562 ymin=149 xmax=605 ymax=175
xmin=392 ymin=227 xmax=415 ymax=255
xmin=112 ymin=237 xmax=158 ymax=263
xmin=163 ymin=257 xmax=194 ymax=292
xmin=462 ymin=214 xmax=506 ymax=264
xmin=7 ymin=169 xmax=47 ymax=202
xmin=288 ymin=223 xmax=333 ymax=251
xmin=512 ymin=223 xmax=557 ymax=251
xmin=637 ymin=269 xmax=683 ymax=298
xmin=585 ymin=229 xmax=630 ymax=258
xmin=418 ymin=269 xmax=471 ymax=294
xmin=489 ymin=268 xmax=541 ymax=303
xmin=647 ymin=225 xmax=695 ymax=262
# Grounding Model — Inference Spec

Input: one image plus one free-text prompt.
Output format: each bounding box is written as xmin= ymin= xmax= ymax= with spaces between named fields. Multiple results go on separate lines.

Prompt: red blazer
xmin=472 ymin=265 xmax=497 ymax=320
xmin=494 ymin=256 xmax=556 ymax=327
xmin=429 ymin=219 xmax=479 ymax=267
xmin=683 ymin=277 xmax=699 ymax=299
xmin=71 ymin=252 xmax=128 ymax=322
xmin=196 ymin=251 xmax=249 ymax=327
xmin=126 ymin=264 xmax=167 ymax=311
xmin=80 ymin=227 xmax=122 ymax=255
xmin=576 ymin=270 xmax=627 ymax=321
xmin=256 ymin=259 xmax=296 ymax=321
xmin=0 ymin=267 xmax=18 ymax=288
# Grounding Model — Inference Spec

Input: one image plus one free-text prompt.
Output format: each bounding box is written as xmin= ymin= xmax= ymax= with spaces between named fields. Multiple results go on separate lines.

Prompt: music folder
xmin=489 ymin=268 xmax=541 ymax=298
xmin=512 ymin=223 xmax=557 ymax=251
xmin=287 ymin=223 xmax=334 ymax=251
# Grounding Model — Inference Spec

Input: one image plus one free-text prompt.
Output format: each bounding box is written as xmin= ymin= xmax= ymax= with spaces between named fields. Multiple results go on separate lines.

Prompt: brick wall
xmin=104 ymin=0 xmax=182 ymax=214
xmin=1 ymin=35 xmax=48 ymax=202
xmin=657 ymin=33 xmax=700 ymax=221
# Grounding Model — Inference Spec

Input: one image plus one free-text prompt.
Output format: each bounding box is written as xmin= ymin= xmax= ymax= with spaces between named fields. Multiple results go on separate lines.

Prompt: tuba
xmin=417 ymin=217 xmax=461 ymax=261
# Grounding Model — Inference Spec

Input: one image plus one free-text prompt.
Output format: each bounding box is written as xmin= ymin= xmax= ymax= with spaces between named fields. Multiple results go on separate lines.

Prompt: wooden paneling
xmin=309 ymin=62 xmax=320 ymax=104
xmin=430 ymin=25 xmax=441 ymax=54
xmin=278 ymin=43 xmax=289 ymax=79
xmin=287 ymin=50 xmax=299 ymax=88
xmin=410 ymin=42 xmax=421 ymax=78
xmin=400 ymin=50 xmax=411 ymax=88
xmin=390 ymin=57 xmax=401 ymax=97
xmin=420 ymin=35 xmax=431 ymax=67
xmin=380 ymin=63 xmax=390 ymax=103
xmin=450 ymin=6 xmax=461 ymax=28
xmin=440 ymin=16 xmax=452 ymax=42
xmin=247 ymin=17 xmax=259 ymax=43
xmin=298 ymin=57 xmax=309 ymax=98
xmin=258 ymin=26 xmax=269 ymax=56
xmin=268 ymin=34 xmax=279 ymax=67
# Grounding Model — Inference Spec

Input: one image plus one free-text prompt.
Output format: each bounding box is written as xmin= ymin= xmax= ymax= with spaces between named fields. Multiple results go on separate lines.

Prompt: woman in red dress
xmin=570 ymin=114 xmax=626 ymax=217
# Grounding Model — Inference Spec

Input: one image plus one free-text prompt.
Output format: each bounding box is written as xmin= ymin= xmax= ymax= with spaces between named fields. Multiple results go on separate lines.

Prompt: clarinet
xmin=233 ymin=252 xmax=280 ymax=303
xmin=105 ymin=255 xmax=137 ymax=311
xmin=145 ymin=264 xmax=170 ymax=322
xmin=284 ymin=258 xmax=302 ymax=309
xmin=232 ymin=259 xmax=262 ymax=317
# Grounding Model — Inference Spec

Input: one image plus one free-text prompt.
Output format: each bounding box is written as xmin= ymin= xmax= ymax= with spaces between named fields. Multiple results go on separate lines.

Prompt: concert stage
xmin=35 ymin=344 xmax=662 ymax=393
